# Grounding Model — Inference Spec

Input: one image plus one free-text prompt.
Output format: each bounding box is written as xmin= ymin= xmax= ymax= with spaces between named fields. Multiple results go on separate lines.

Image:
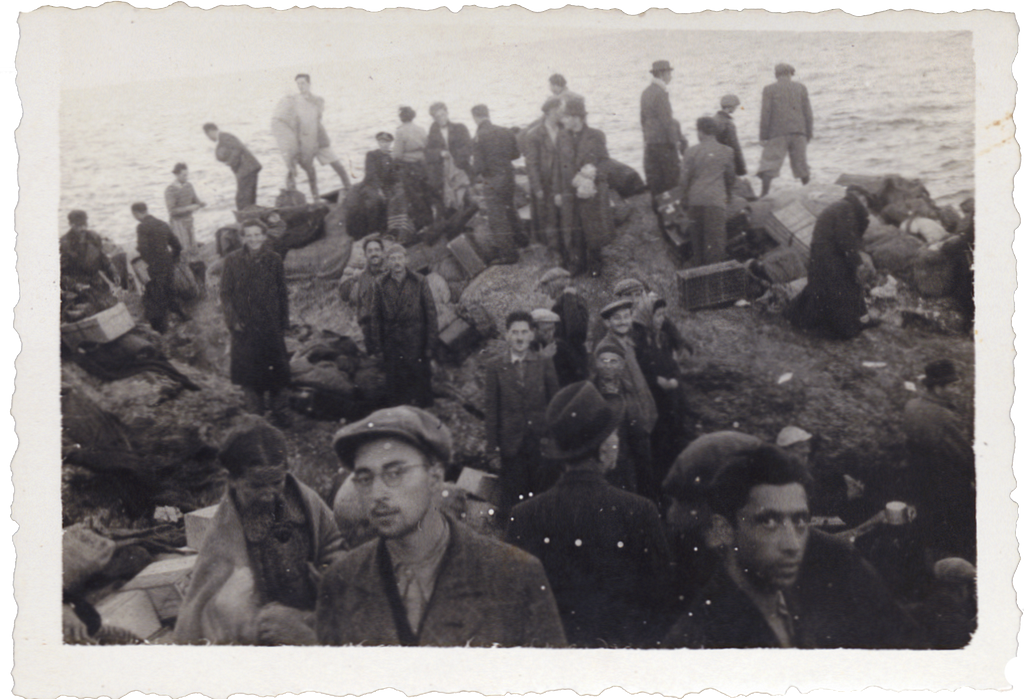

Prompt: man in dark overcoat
xmin=556 ymin=96 xmax=613 ymax=277
xmin=640 ymin=60 xmax=682 ymax=198
xmin=220 ymin=219 xmax=292 ymax=424
xmin=713 ymin=94 xmax=748 ymax=178
xmin=485 ymin=311 xmax=560 ymax=517
xmin=132 ymin=201 xmax=186 ymax=334
xmin=319 ymin=406 xmax=566 ymax=647
xmin=424 ymin=102 xmax=473 ymax=214
xmin=507 ymin=381 xmax=672 ymax=648
xmin=786 ymin=186 xmax=877 ymax=339
xmin=903 ymin=359 xmax=975 ymax=563
xmin=524 ymin=96 xmax=564 ymax=256
xmin=368 ymin=244 xmax=438 ymax=408
xmin=471 ymin=104 xmax=525 ymax=263
xmin=204 ymin=123 xmax=263 ymax=210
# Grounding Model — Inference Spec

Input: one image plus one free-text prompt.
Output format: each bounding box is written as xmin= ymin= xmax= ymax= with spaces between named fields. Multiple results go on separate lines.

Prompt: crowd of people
xmin=60 ymin=59 xmax=976 ymax=650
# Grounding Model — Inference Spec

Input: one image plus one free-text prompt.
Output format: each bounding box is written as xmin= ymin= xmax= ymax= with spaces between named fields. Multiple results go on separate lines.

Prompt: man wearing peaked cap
xmin=595 ymin=297 xmax=658 ymax=435
xmin=530 ymin=307 xmax=585 ymax=388
xmin=758 ymin=61 xmax=813 ymax=197
xmin=714 ymin=94 xmax=748 ymax=177
xmin=317 ymin=405 xmax=566 ymax=647
xmin=508 ymin=382 xmax=672 ymax=648
xmin=539 ymin=266 xmax=590 ymax=384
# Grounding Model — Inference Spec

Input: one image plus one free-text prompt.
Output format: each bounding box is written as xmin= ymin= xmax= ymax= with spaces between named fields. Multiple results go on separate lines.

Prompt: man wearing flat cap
xmin=507 ymin=382 xmax=671 ymax=648
xmin=531 ymin=307 xmax=584 ymax=387
xmin=317 ymin=406 xmax=566 ymax=647
xmin=595 ymin=298 xmax=658 ymax=435
xmin=641 ymin=60 xmax=683 ymax=200
xmin=903 ymin=359 xmax=975 ymax=562
xmin=757 ymin=62 xmax=813 ymax=198
xmin=540 ymin=267 xmax=590 ymax=376
xmin=176 ymin=417 xmax=345 ymax=645
xmin=714 ymin=94 xmax=748 ymax=178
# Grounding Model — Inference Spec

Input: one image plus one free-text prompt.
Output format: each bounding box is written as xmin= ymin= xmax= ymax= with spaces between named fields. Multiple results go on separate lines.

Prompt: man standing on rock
xmin=204 ymin=123 xmax=263 ymax=211
xmin=132 ymin=201 xmax=187 ymax=334
xmin=220 ymin=219 xmax=292 ymax=426
xmin=318 ymin=406 xmax=566 ymax=647
xmin=524 ymin=97 xmax=564 ymax=257
xmin=368 ymin=243 xmax=438 ymax=408
xmin=641 ymin=60 xmax=683 ymax=202
xmin=271 ymin=73 xmax=352 ymax=201
xmin=340 ymin=234 xmax=388 ymax=344
xmin=485 ymin=311 xmax=560 ymax=517
xmin=471 ymin=104 xmax=525 ymax=264
xmin=539 ymin=267 xmax=590 ymax=385
xmin=594 ymin=299 xmax=658 ymax=436
xmin=714 ymin=94 xmax=747 ymax=179
xmin=425 ymin=102 xmax=473 ymax=215
xmin=680 ymin=116 xmax=736 ymax=266
xmin=757 ymin=63 xmax=813 ymax=198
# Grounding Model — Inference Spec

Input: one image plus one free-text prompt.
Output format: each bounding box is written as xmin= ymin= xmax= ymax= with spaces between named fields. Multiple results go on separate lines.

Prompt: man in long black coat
xmin=786 ymin=186 xmax=876 ymax=339
xmin=640 ymin=60 xmax=682 ymax=198
xmin=507 ymin=381 xmax=672 ymax=648
xmin=368 ymin=244 xmax=438 ymax=408
xmin=220 ymin=219 xmax=291 ymax=424
xmin=132 ymin=202 xmax=186 ymax=333
xmin=471 ymin=104 xmax=525 ymax=263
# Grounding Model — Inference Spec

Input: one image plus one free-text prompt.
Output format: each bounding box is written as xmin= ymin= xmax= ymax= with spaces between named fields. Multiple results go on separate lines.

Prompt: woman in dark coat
xmin=220 ymin=219 xmax=291 ymax=423
xmin=786 ymin=186 xmax=877 ymax=339
xmin=555 ymin=97 xmax=613 ymax=277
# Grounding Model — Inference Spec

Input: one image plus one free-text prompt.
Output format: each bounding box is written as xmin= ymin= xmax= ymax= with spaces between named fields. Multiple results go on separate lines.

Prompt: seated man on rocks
xmin=175 ymin=417 xmax=345 ymax=645
xmin=663 ymin=444 xmax=921 ymax=649
xmin=317 ymin=406 xmax=566 ymax=647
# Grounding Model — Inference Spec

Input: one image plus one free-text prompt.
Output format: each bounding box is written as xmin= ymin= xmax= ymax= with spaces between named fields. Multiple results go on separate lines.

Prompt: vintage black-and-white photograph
xmin=11 ymin=1 xmax=1020 ymax=695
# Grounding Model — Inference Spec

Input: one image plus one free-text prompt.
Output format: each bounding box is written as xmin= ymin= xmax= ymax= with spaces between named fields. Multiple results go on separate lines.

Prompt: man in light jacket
xmin=757 ymin=63 xmax=813 ymax=197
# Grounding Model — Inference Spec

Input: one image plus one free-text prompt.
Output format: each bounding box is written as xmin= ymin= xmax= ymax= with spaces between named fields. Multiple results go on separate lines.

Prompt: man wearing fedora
xmin=507 ymin=382 xmax=671 ymax=648
xmin=317 ymin=406 xmax=566 ymax=647
xmin=903 ymin=359 xmax=975 ymax=563
xmin=485 ymin=311 xmax=561 ymax=517
xmin=641 ymin=60 xmax=683 ymax=200
xmin=757 ymin=62 xmax=813 ymax=198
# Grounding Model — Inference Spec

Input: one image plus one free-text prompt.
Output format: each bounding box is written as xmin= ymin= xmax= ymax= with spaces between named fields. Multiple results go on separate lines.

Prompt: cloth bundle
xmin=572 ymin=164 xmax=598 ymax=199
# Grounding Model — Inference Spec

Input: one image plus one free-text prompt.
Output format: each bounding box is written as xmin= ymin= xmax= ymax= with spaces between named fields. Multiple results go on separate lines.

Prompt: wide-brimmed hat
xmin=721 ymin=94 xmax=741 ymax=108
xmin=600 ymin=298 xmax=633 ymax=319
xmin=541 ymin=381 xmax=624 ymax=460
xmin=651 ymin=60 xmax=674 ymax=74
xmin=923 ymin=359 xmax=959 ymax=388
xmin=775 ymin=62 xmax=796 ymax=77
xmin=332 ymin=406 xmax=452 ymax=466
xmin=563 ymin=96 xmax=587 ymax=118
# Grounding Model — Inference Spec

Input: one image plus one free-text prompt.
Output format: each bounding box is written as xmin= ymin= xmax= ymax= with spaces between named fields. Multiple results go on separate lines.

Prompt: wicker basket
xmin=676 ymin=260 xmax=749 ymax=310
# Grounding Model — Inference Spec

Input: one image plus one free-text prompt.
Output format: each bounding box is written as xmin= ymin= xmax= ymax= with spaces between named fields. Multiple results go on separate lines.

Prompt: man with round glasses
xmin=316 ymin=406 xmax=565 ymax=647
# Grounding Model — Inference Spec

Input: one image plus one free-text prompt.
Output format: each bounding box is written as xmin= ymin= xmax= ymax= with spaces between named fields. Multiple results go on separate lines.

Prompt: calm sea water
xmin=60 ymin=29 xmax=974 ymax=252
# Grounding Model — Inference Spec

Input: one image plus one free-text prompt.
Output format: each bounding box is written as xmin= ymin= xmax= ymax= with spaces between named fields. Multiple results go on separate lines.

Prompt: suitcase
xmin=447 ymin=233 xmax=487 ymax=279
xmin=676 ymin=260 xmax=749 ymax=310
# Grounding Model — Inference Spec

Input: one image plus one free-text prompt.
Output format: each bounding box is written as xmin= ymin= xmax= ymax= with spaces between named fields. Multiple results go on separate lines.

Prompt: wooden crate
xmin=447 ymin=233 xmax=487 ymax=279
xmin=121 ymin=555 xmax=198 ymax=621
xmin=94 ymin=589 xmax=162 ymax=640
xmin=184 ymin=504 xmax=219 ymax=550
xmin=60 ymin=302 xmax=135 ymax=350
xmin=764 ymin=200 xmax=815 ymax=264
xmin=676 ymin=260 xmax=749 ymax=310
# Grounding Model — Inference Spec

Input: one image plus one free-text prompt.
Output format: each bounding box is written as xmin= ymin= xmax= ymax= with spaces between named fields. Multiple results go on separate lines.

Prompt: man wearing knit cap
xmin=641 ymin=60 xmax=682 ymax=199
xmin=317 ymin=406 xmax=566 ymax=647
xmin=539 ymin=267 xmax=590 ymax=381
xmin=903 ymin=358 xmax=975 ymax=562
xmin=508 ymin=382 xmax=671 ymax=648
xmin=714 ymin=94 xmax=747 ymax=177
xmin=176 ymin=417 xmax=345 ymax=645
xmin=757 ymin=62 xmax=813 ymax=198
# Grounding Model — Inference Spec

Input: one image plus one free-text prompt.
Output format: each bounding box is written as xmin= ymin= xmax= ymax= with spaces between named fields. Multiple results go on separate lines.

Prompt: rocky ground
xmin=62 ymin=185 xmax=974 ymax=531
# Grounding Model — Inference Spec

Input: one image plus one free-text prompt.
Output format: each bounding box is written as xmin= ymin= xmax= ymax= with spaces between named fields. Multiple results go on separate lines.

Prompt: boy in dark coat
xmin=556 ymin=97 xmax=612 ymax=277
xmin=786 ymin=186 xmax=877 ymax=339
xmin=485 ymin=311 xmax=560 ymax=516
xmin=368 ymin=244 xmax=438 ymax=408
xmin=204 ymin=123 xmax=263 ymax=210
xmin=220 ymin=219 xmax=291 ymax=424
xmin=132 ymin=201 xmax=186 ymax=333
xmin=507 ymin=381 xmax=671 ymax=648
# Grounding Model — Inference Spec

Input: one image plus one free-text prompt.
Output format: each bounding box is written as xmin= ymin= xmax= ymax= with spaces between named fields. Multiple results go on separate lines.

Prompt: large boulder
xmin=865 ymin=233 xmax=925 ymax=274
xmin=456 ymin=249 xmax=552 ymax=332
